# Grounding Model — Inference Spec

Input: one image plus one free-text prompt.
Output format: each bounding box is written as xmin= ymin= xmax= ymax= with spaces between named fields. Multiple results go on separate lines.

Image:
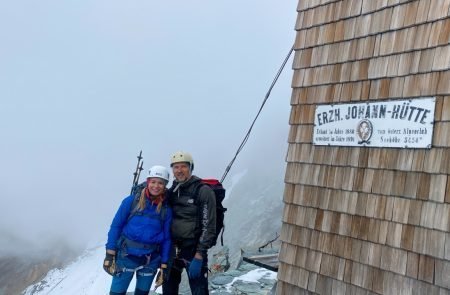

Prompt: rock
xmin=211 ymin=274 xmax=234 ymax=286
xmin=232 ymin=280 xmax=263 ymax=294
xmin=237 ymin=262 xmax=258 ymax=272
xmin=258 ymin=277 xmax=276 ymax=286
xmin=223 ymin=269 xmax=244 ymax=277
xmin=209 ymin=246 xmax=230 ymax=275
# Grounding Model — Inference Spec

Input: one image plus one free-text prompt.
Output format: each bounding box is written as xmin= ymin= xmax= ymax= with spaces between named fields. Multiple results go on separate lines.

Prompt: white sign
xmin=313 ymin=97 xmax=436 ymax=148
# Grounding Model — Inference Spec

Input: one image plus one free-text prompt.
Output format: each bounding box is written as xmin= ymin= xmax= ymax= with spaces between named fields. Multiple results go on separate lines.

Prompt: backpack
xmin=192 ymin=178 xmax=227 ymax=247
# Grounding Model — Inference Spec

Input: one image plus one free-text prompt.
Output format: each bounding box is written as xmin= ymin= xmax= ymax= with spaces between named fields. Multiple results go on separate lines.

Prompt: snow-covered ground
xmin=23 ymin=245 xmax=276 ymax=295
xmin=22 ymin=245 xmax=158 ymax=295
xmin=23 ymin=246 xmax=114 ymax=295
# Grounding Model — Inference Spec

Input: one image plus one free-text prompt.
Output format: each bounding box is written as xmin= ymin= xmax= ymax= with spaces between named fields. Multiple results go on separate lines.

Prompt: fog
xmin=0 ymin=0 xmax=297 ymax=256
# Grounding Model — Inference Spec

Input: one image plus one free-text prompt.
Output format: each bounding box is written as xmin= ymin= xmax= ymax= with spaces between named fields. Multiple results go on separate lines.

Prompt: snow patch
xmin=224 ymin=268 xmax=277 ymax=292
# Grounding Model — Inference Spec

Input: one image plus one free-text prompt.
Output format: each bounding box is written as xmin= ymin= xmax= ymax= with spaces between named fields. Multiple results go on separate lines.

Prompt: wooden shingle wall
xmin=278 ymin=0 xmax=450 ymax=294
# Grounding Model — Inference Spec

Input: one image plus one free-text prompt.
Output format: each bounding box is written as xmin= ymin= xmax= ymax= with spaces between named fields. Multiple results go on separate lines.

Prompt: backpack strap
xmin=192 ymin=182 xmax=205 ymax=204
xmin=127 ymin=188 xmax=168 ymax=225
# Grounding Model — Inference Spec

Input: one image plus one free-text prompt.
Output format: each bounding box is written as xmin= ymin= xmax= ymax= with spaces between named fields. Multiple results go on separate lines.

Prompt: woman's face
xmin=147 ymin=178 xmax=166 ymax=196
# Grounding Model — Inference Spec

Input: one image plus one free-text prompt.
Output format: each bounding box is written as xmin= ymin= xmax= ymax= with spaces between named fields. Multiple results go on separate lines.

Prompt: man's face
xmin=172 ymin=162 xmax=191 ymax=182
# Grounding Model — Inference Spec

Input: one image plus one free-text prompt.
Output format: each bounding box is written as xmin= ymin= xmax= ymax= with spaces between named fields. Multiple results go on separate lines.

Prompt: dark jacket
xmin=168 ymin=175 xmax=216 ymax=255
xmin=106 ymin=195 xmax=173 ymax=263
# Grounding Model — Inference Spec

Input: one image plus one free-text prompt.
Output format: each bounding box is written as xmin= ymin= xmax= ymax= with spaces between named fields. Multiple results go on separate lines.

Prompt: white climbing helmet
xmin=147 ymin=165 xmax=170 ymax=183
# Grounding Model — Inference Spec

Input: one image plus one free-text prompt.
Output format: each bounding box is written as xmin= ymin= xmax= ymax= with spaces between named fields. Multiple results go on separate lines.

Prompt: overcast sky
xmin=0 ymin=0 xmax=297 ymax=252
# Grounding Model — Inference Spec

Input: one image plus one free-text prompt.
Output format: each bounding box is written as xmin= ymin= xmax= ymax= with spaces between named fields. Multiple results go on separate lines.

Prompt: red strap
xmin=202 ymin=178 xmax=220 ymax=186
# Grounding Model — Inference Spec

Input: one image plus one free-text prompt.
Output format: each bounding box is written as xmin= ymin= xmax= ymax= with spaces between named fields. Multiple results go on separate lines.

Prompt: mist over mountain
xmin=219 ymin=167 xmax=284 ymax=266
xmin=0 ymin=230 xmax=79 ymax=295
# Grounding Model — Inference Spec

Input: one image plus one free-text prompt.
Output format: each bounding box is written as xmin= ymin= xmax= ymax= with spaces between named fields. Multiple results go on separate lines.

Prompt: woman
xmin=104 ymin=165 xmax=172 ymax=295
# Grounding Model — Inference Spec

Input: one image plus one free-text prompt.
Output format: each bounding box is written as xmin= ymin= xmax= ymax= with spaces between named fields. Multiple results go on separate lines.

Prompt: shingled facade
xmin=278 ymin=0 xmax=450 ymax=294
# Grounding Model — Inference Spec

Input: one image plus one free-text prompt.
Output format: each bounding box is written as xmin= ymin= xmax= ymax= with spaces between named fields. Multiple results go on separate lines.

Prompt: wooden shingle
xmin=392 ymin=197 xmax=410 ymax=224
xmin=355 ymin=193 xmax=368 ymax=216
xmin=440 ymin=97 xmax=450 ymax=121
xmin=372 ymin=7 xmax=393 ymax=34
xmin=402 ymin=0 xmax=419 ymax=27
xmin=374 ymin=195 xmax=387 ymax=219
xmin=420 ymin=201 xmax=437 ymax=228
xmin=384 ymin=196 xmax=395 ymax=221
xmin=386 ymin=222 xmax=402 ymax=248
xmin=437 ymin=71 xmax=450 ymax=95
xmin=307 ymin=271 xmax=317 ymax=292
xmin=434 ymin=96 xmax=444 ymax=122
xmin=401 ymin=224 xmax=415 ymax=251
xmin=417 ymin=173 xmax=431 ymax=201
xmin=432 ymin=45 xmax=450 ymax=71
xmin=414 ymin=23 xmax=433 ymax=50
xmin=418 ymin=254 xmax=435 ymax=283
xmin=389 ymin=76 xmax=405 ymax=98
xmin=418 ymin=48 xmax=436 ymax=73
xmin=405 ymin=26 xmax=421 ymax=54
xmin=428 ymin=21 xmax=444 ymax=47
xmin=391 ymin=171 xmax=407 ymax=196
xmin=445 ymin=233 xmax=450 ymax=260
xmin=356 ymin=14 xmax=372 ymax=38
xmin=408 ymin=200 xmax=423 ymax=226
xmin=415 ymin=0 xmax=432 ymax=23
xmin=406 ymin=251 xmax=420 ymax=279
xmin=438 ymin=19 xmax=450 ymax=45
xmin=429 ymin=175 xmax=447 ymax=203
xmin=404 ymin=74 xmax=428 ymax=97
xmin=279 ymin=242 xmax=298 ymax=264
xmin=307 ymin=248 xmax=323 ymax=274
xmin=398 ymin=52 xmax=414 ymax=76
xmin=298 ymin=266 xmax=311 ymax=289
xmin=315 ymin=275 xmax=334 ymax=295
xmin=413 ymin=227 xmax=427 ymax=254
xmin=343 ymin=18 xmax=357 ymax=41
xmin=428 ymin=230 xmax=446 ymax=258
xmin=365 ymin=194 xmax=377 ymax=219
xmin=390 ymin=248 xmax=408 ymax=275
xmin=371 ymin=267 xmax=385 ymax=294
xmin=434 ymin=259 xmax=450 ymax=289
xmin=427 ymin=0 xmax=450 ymax=21
xmin=390 ymin=2 xmax=406 ymax=30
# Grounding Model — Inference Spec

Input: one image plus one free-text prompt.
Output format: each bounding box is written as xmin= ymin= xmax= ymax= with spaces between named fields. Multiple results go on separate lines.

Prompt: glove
xmin=188 ymin=257 xmax=203 ymax=279
xmin=154 ymin=264 xmax=168 ymax=290
xmin=103 ymin=253 xmax=116 ymax=276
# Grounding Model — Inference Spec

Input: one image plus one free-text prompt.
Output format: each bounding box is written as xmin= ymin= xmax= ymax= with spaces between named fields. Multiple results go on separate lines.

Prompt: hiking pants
xmin=109 ymin=251 xmax=160 ymax=295
xmin=162 ymin=245 xmax=209 ymax=295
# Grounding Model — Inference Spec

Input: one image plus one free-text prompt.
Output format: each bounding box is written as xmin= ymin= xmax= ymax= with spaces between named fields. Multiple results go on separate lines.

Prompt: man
xmin=163 ymin=151 xmax=216 ymax=295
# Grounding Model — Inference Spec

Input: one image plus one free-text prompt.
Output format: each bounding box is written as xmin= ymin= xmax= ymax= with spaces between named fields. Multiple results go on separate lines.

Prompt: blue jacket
xmin=106 ymin=194 xmax=172 ymax=263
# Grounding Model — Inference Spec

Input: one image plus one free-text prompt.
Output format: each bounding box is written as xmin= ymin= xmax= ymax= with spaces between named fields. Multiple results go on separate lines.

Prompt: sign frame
xmin=312 ymin=97 xmax=436 ymax=148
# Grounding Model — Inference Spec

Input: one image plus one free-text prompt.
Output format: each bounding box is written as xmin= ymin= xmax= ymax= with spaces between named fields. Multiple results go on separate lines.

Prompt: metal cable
xmin=220 ymin=45 xmax=294 ymax=183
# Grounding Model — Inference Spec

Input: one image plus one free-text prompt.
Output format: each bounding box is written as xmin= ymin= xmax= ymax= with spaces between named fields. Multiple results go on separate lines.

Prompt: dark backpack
xmin=193 ymin=179 xmax=227 ymax=247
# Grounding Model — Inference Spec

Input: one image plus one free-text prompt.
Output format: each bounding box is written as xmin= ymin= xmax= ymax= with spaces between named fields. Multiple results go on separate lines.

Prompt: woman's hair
xmin=137 ymin=187 xmax=164 ymax=213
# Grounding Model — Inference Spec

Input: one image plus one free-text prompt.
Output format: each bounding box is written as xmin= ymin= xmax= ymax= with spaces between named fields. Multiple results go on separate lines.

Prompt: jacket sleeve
xmin=196 ymin=185 xmax=216 ymax=255
xmin=160 ymin=206 xmax=173 ymax=263
xmin=105 ymin=195 xmax=133 ymax=251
